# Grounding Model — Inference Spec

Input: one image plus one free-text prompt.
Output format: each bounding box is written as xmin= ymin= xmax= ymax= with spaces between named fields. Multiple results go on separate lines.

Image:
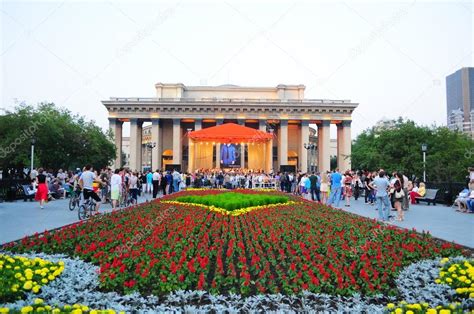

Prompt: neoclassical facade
xmin=103 ymin=83 xmax=358 ymax=173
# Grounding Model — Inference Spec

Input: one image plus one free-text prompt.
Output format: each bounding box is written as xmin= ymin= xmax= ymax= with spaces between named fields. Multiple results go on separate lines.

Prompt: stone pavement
xmin=339 ymin=197 xmax=474 ymax=248
xmin=1 ymin=191 xmax=473 ymax=248
xmin=0 ymin=194 xmax=152 ymax=245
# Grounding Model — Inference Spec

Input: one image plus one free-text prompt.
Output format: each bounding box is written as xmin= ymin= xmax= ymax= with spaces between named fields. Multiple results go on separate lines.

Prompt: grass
xmin=174 ymin=192 xmax=289 ymax=211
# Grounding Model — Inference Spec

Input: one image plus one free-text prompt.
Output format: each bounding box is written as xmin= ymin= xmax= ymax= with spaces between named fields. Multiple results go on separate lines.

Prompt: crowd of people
xmin=25 ymin=164 xmax=474 ymax=223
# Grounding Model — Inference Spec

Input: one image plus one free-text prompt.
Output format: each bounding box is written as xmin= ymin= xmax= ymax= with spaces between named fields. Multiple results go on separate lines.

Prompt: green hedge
xmin=175 ymin=192 xmax=289 ymax=211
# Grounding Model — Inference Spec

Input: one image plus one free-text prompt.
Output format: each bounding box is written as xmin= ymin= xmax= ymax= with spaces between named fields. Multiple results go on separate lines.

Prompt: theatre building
xmin=103 ymin=83 xmax=358 ymax=173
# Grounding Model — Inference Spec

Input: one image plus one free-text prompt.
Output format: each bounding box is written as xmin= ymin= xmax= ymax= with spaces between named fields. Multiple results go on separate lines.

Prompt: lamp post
xmin=304 ymin=143 xmax=317 ymax=173
xmin=421 ymin=143 xmax=427 ymax=182
xmin=30 ymin=138 xmax=36 ymax=174
xmin=146 ymin=142 xmax=156 ymax=171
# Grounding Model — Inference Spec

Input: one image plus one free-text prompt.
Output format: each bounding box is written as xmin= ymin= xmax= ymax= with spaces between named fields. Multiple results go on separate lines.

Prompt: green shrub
xmin=174 ymin=192 xmax=289 ymax=211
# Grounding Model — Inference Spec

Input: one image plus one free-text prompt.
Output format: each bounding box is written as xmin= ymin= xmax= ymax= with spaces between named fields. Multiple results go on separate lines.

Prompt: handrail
xmin=107 ymin=97 xmax=353 ymax=103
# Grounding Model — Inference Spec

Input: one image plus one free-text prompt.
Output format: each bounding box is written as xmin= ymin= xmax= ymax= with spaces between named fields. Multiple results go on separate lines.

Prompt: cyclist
xmin=79 ymin=164 xmax=101 ymax=213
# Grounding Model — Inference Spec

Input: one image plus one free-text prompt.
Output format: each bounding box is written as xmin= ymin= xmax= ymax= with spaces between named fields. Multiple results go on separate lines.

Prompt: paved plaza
xmin=0 ymin=194 xmax=473 ymax=248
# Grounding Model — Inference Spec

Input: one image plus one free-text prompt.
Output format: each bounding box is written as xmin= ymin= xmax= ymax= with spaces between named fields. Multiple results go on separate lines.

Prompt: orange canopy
xmin=188 ymin=123 xmax=273 ymax=143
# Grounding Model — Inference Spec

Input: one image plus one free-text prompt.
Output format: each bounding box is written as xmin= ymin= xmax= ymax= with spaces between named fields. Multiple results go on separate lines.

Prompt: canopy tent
xmin=188 ymin=123 xmax=273 ymax=143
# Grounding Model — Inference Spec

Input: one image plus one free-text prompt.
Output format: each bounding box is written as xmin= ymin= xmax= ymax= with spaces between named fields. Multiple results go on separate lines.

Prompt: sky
xmin=1 ymin=0 xmax=473 ymax=138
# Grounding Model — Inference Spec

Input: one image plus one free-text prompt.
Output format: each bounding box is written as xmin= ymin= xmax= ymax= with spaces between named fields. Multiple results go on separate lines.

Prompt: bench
xmin=416 ymin=188 xmax=439 ymax=205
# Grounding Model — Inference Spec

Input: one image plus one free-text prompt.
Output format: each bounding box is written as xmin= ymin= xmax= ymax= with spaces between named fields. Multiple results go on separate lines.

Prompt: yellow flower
xmin=34 ymin=298 xmax=44 ymax=304
xmin=20 ymin=306 xmax=33 ymax=314
xmin=23 ymin=281 xmax=33 ymax=290
xmin=387 ymin=303 xmax=395 ymax=309
xmin=426 ymin=309 xmax=437 ymax=314
xmin=52 ymin=309 xmax=60 ymax=314
xmin=439 ymin=310 xmax=451 ymax=314
xmin=395 ymin=309 xmax=403 ymax=314
xmin=406 ymin=311 xmax=414 ymax=314
xmin=0 ymin=308 xmax=9 ymax=313
xmin=32 ymin=285 xmax=40 ymax=293
xmin=446 ymin=278 xmax=453 ymax=283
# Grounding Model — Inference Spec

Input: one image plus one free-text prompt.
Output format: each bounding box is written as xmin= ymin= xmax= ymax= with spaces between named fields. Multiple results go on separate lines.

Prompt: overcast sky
xmin=1 ymin=0 xmax=472 ymax=138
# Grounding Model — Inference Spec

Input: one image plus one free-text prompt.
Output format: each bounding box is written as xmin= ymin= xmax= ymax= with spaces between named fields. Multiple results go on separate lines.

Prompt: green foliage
xmin=175 ymin=192 xmax=289 ymax=211
xmin=0 ymin=103 xmax=115 ymax=171
xmin=351 ymin=118 xmax=474 ymax=182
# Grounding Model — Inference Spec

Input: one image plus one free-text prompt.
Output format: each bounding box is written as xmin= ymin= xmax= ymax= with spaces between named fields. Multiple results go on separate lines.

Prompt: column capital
xmin=341 ymin=120 xmax=352 ymax=127
xmin=301 ymin=120 xmax=309 ymax=127
xmin=319 ymin=120 xmax=330 ymax=127
xmin=280 ymin=119 xmax=288 ymax=126
xmin=237 ymin=119 xmax=245 ymax=126
xmin=216 ymin=118 xmax=224 ymax=125
xmin=172 ymin=118 xmax=181 ymax=125
xmin=130 ymin=118 xmax=138 ymax=124
xmin=151 ymin=118 xmax=160 ymax=125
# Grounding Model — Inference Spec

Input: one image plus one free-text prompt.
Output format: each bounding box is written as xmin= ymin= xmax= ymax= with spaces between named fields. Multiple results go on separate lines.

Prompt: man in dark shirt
xmin=309 ymin=172 xmax=321 ymax=202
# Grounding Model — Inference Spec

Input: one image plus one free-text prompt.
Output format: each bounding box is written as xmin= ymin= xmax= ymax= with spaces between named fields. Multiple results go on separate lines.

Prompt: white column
xmin=129 ymin=118 xmax=138 ymax=171
xmin=300 ymin=120 xmax=309 ymax=173
xmin=108 ymin=118 xmax=122 ymax=169
xmin=278 ymin=119 xmax=288 ymax=167
xmin=338 ymin=120 xmax=352 ymax=171
xmin=136 ymin=120 xmax=143 ymax=171
xmin=195 ymin=118 xmax=202 ymax=131
xmin=259 ymin=119 xmax=266 ymax=132
xmin=172 ymin=119 xmax=181 ymax=166
xmin=317 ymin=120 xmax=330 ymax=173
xmin=151 ymin=119 xmax=160 ymax=171
xmin=240 ymin=143 xmax=245 ymax=168
xmin=215 ymin=119 xmax=223 ymax=168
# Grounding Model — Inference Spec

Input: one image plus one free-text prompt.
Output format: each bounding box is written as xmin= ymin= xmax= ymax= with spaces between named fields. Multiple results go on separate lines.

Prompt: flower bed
xmin=0 ymin=255 xmax=64 ymax=303
xmin=2 ymin=189 xmax=465 ymax=301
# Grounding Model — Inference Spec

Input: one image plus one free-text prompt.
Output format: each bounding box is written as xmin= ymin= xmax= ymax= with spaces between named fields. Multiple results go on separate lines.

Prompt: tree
xmin=351 ymin=118 xmax=474 ymax=182
xmin=0 ymin=103 xmax=115 ymax=172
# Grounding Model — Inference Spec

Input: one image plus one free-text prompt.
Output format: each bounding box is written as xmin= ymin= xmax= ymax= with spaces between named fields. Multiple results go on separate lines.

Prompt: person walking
xmin=110 ymin=169 xmax=122 ymax=210
xmin=152 ymin=169 xmax=161 ymax=198
xmin=393 ymin=172 xmax=405 ymax=221
xmin=320 ymin=173 xmax=329 ymax=204
xmin=34 ymin=168 xmax=48 ymax=209
xmin=128 ymin=171 xmax=139 ymax=204
xmin=146 ymin=171 xmax=153 ymax=194
xmin=309 ymin=172 xmax=321 ymax=202
xmin=364 ymin=172 xmax=374 ymax=205
xmin=327 ymin=169 xmax=343 ymax=208
xmin=343 ymin=170 xmax=353 ymax=207
xmin=370 ymin=170 xmax=391 ymax=222
xmin=353 ymin=172 xmax=362 ymax=201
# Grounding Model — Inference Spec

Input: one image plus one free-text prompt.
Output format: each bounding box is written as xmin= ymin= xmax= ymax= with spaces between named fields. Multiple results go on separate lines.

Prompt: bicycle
xmin=78 ymin=196 xmax=98 ymax=220
xmin=68 ymin=187 xmax=81 ymax=211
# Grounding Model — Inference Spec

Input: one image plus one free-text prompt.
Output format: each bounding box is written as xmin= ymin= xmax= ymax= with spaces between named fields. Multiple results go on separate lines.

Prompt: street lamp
xmin=304 ymin=143 xmax=317 ymax=173
xmin=421 ymin=143 xmax=427 ymax=182
xmin=30 ymin=138 xmax=36 ymax=174
xmin=146 ymin=142 xmax=156 ymax=171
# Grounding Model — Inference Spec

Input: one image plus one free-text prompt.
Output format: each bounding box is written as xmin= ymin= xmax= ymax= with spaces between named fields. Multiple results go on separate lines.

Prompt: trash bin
xmin=444 ymin=190 xmax=452 ymax=206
